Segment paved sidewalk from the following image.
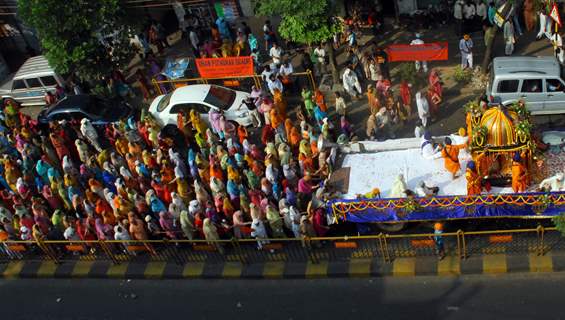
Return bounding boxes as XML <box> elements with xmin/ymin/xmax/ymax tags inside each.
<box><xmin>2</xmin><ymin>251</ymin><xmax>564</xmax><ymax>279</ymax></box>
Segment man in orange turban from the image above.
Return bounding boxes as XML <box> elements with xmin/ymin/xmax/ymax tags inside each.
<box><xmin>512</xmin><ymin>152</ymin><xmax>528</xmax><ymax>193</ymax></box>
<box><xmin>441</xmin><ymin>137</ymin><xmax>466</xmax><ymax>179</ymax></box>
<box><xmin>465</xmin><ymin>161</ymin><xmax>482</xmax><ymax>195</ymax></box>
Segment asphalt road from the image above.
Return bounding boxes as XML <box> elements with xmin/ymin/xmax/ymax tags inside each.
<box><xmin>2</xmin><ymin>273</ymin><xmax>565</xmax><ymax>320</ymax></box>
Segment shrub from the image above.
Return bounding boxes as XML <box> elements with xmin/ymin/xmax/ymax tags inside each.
<box><xmin>552</xmin><ymin>212</ymin><xmax>565</xmax><ymax>236</ymax></box>
<box><xmin>398</xmin><ymin>62</ymin><xmax>425</xmax><ymax>88</ymax></box>
<box><xmin>453</xmin><ymin>66</ymin><xmax>473</xmax><ymax>83</ymax></box>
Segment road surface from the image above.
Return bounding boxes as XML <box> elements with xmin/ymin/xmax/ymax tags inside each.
<box><xmin>1</xmin><ymin>273</ymin><xmax>563</xmax><ymax>320</ymax></box>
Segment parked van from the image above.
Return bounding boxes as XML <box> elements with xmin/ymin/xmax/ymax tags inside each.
<box><xmin>0</xmin><ymin>56</ymin><xmax>65</xmax><ymax>107</ymax></box>
<box><xmin>487</xmin><ymin>56</ymin><xmax>565</xmax><ymax>115</ymax></box>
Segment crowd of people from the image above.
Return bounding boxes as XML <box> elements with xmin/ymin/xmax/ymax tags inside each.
<box><xmin>333</xmin><ymin>40</ymin><xmax>444</xmax><ymax>142</ymax></box>
<box><xmin>0</xmin><ymin>77</ymin><xmax>338</xmax><ymax>253</ymax></box>
<box><xmin>10</xmin><ymin>0</ymin><xmax>565</xmax><ymax>257</ymax></box>
<box><xmin>455</xmin><ymin>0</ymin><xmax>565</xmax><ymax>61</ymax></box>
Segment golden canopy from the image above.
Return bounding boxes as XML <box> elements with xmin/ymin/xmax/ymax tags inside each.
<box><xmin>479</xmin><ymin>107</ymin><xmax>518</xmax><ymax>146</ymax></box>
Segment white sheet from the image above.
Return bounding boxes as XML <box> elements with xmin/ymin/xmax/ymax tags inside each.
<box><xmin>341</xmin><ymin>147</ymin><xmax>514</xmax><ymax>199</ymax></box>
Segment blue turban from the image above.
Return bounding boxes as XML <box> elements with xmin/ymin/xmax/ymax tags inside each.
<box><xmin>513</xmin><ymin>152</ymin><xmax>521</xmax><ymax>162</ymax></box>
<box><xmin>467</xmin><ymin>160</ymin><xmax>476</xmax><ymax>171</ymax></box>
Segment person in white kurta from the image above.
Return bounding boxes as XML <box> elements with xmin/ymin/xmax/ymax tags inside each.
<box><xmin>80</xmin><ymin>118</ymin><xmax>102</xmax><ymax>152</ymax></box>
<box><xmin>459</xmin><ymin>34</ymin><xmax>473</xmax><ymax>69</ymax></box>
<box><xmin>342</xmin><ymin>67</ymin><xmax>362</xmax><ymax>98</ymax></box>
<box><xmin>410</xmin><ymin>33</ymin><xmax>428</xmax><ymax>72</ymax></box>
<box><xmin>416</xmin><ymin>91</ymin><xmax>430</xmax><ymax>127</ymax></box>
<box><xmin>250</xmin><ymin>218</ymin><xmax>269</xmax><ymax>249</ymax></box>
<box><xmin>279</xmin><ymin>61</ymin><xmax>293</xmax><ymax>77</ymax></box>
<box><xmin>421</xmin><ymin>132</ymin><xmax>442</xmax><ymax>160</ymax></box>
<box><xmin>503</xmin><ymin>20</ymin><xmax>515</xmax><ymax>55</ymax></box>
<box><xmin>389</xmin><ymin>174</ymin><xmax>408</xmax><ymax>198</ymax></box>
<box><xmin>269</xmin><ymin>43</ymin><xmax>282</xmax><ymax>65</ymax></box>
<box><xmin>172</xmin><ymin>1</ymin><xmax>186</xmax><ymax>31</ymax></box>
<box><xmin>552</xmin><ymin>32</ymin><xmax>564</xmax><ymax>64</ymax></box>
<box><xmin>537</xmin><ymin>11</ymin><xmax>553</xmax><ymax>40</ymax></box>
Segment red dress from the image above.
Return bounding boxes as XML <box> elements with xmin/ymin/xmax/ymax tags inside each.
<box><xmin>428</xmin><ymin>71</ymin><xmax>443</xmax><ymax>99</ymax></box>
<box><xmin>313</xmin><ymin>209</ymin><xmax>328</xmax><ymax>237</ymax></box>
<box><xmin>399</xmin><ymin>82</ymin><xmax>411</xmax><ymax>106</ymax></box>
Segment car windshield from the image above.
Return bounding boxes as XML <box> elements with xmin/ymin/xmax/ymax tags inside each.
<box><xmin>203</xmin><ymin>85</ymin><xmax>236</xmax><ymax>110</ymax></box>
<box><xmin>157</xmin><ymin>93</ymin><xmax>173</xmax><ymax>112</ymax></box>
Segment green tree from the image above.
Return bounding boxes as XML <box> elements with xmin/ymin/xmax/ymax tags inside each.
<box><xmin>552</xmin><ymin>213</ymin><xmax>565</xmax><ymax>236</ymax></box>
<box><xmin>18</xmin><ymin>0</ymin><xmax>140</xmax><ymax>83</ymax></box>
<box><xmin>255</xmin><ymin>0</ymin><xmax>340</xmax><ymax>82</ymax></box>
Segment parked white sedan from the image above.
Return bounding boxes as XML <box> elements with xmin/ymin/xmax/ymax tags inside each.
<box><xmin>148</xmin><ymin>84</ymin><xmax>253</xmax><ymax>127</ymax></box>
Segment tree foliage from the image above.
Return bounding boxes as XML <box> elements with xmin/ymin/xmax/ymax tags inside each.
<box><xmin>18</xmin><ymin>0</ymin><xmax>140</xmax><ymax>82</ymax></box>
<box><xmin>553</xmin><ymin>213</ymin><xmax>565</xmax><ymax>236</ymax></box>
<box><xmin>255</xmin><ymin>0</ymin><xmax>339</xmax><ymax>45</ymax></box>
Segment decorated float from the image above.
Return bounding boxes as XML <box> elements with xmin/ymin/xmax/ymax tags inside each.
<box><xmin>325</xmin><ymin>101</ymin><xmax>565</xmax><ymax>224</ymax></box>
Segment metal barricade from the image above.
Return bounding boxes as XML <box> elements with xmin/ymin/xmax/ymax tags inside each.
<box><xmin>0</xmin><ymin>227</ymin><xmax>562</xmax><ymax>266</ymax></box>
<box><xmin>0</xmin><ymin>240</ymin><xmax>39</xmax><ymax>262</ymax></box>
<box><xmin>150</xmin><ymin>71</ymin><xmax>316</xmax><ymax>97</ymax></box>
<box><xmin>384</xmin><ymin>232</ymin><xmax>459</xmax><ymax>259</ymax></box>
<box><xmin>460</xmin><ymin>229</ymin><xmax>544</xmax><ymax>258</ymax></box>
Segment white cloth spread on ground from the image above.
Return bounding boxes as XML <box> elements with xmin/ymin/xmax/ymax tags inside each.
<box><xmin>340</xmin><ymin>147</ymin><xmax>513</xmax><ymax>199</ymax></box>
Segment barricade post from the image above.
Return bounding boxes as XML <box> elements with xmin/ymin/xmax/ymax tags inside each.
<box><xmin>98</xmin><ymin>240</ymin><xmax>120</xmax><ymax>264</ymax></box>
<box><xmin>378</xmin><ymin>233</ymin><xmax>391</xmax><ymax>263</ymax></box>
<box><xmin>230</xmin><ymin>238</ymin><xmax>247</xmax><ymax>264</ymax></box>
<box><xmin>537</xmin><ymin>225</ymin><xmax>545</xmax><ymax>256</ymax></box>
<box><xmin>36</xmin><ymin>238</ymin><xmax>59</xmax><ymax>263</ymax></box>
<box><xmin>457</xmin><ymin>230</ymin><xmax>467</xmax><ymax>260</ymax></box>
<box><xmin>151</xmin><ymin>78</ymin><xmax>162</xmax><ymax>96</ymax></box>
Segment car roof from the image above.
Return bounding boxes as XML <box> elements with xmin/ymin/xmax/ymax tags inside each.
<box><xmin>492</xmin><ymin>56</ymin><xmax>560</xmax><ymax>77</ymax></box>
<box><xmin>14</xmin><ymin>55</ymin><xmax>54</xmax><ymax>80</ymax></box>
<box><xmin>169</xmin><ymin>84</ymin><xmax>211</xmax><ymax>104</ymax></box>
<box><xmin>45</xmin><ymin>95</ymin><xmax>92</xmax><ymax>114</ymax></box>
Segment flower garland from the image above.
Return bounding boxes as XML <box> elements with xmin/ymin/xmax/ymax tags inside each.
<box><xmin>331</xmin><ymin>193</ymin><xmax>565</xmax><ymax>215</ymax></box>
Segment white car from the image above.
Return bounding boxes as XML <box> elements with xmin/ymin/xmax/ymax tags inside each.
<box><xmin>148</xmin><ymin>84</ymin><xmax>253</xmax><ymax>127</ymax></box>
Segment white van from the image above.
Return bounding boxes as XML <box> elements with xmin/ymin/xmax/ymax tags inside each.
<box><xmin>487</xmin><ymin>56</ymin><xmax>565</xmax><ymax>115</ymax></box>
<box><xmin>0</xmin><ymin>56</ymin><xmax>65</xmax><ymax>107</ymax></box>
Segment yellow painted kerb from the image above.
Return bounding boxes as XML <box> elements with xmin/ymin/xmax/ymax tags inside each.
<box><xmin>437</xmin><ymin>256</ymin><xmax>461</xmax><ymax>276</ymax></box>
<box><xmin>262</xmin><ymin>262</ymin><xmax>284</xmax><ymax>278</ymax></box>
<box><xmin>393</xmin><ymin>258</ymin><xmax>416</xmax><ymax>276</ymax></box>
<box><xmin>106</xmin><ymin>263</ymin><xmax>129</xmax><ymax>278</ymax></box>
<box><xmin>144</xmin><ymin>262</ymin><xmax>166</xmax><ymax>279</ymax></box>
<box><xmin>2</xmin><ymin>261</ymin><xmax>24</xmax><ymax>278</ymax></box>
<box><xmin>305</xmin><ymin>261</ymin><xmax>328</xmax><ymax>278</ymax></box>
<box><xmin>182</xmin><ymin>262</ymin><xmax>205</xmax><ymax>278</ymax></box>
<box><xmin>222</xmin><ymin>262</ymin><xmax>243</xmax><ymax>278</ymax></box>
<box><xmin>483</xmin><ymin>254</ymin><xmax>507</xmax><ymax>274</ymax></box>
<box><xmin>36</xmin><ymin>261</ymin><xmax>58</xmax><ymax>278</ymax></box>
<box><xmin>348</xmin><ymin>259</ymin><xmax>371</xmax><ymax>277</ymax></box>
<box><xmin>72</xmin><ymin>261</ymin><xmax>94</xmax><ymax>277</ymax></box>
<box><xmin>529</xmin><ymin>253</ymin><xmax>553</xmax><ymax>273</ymax></box>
